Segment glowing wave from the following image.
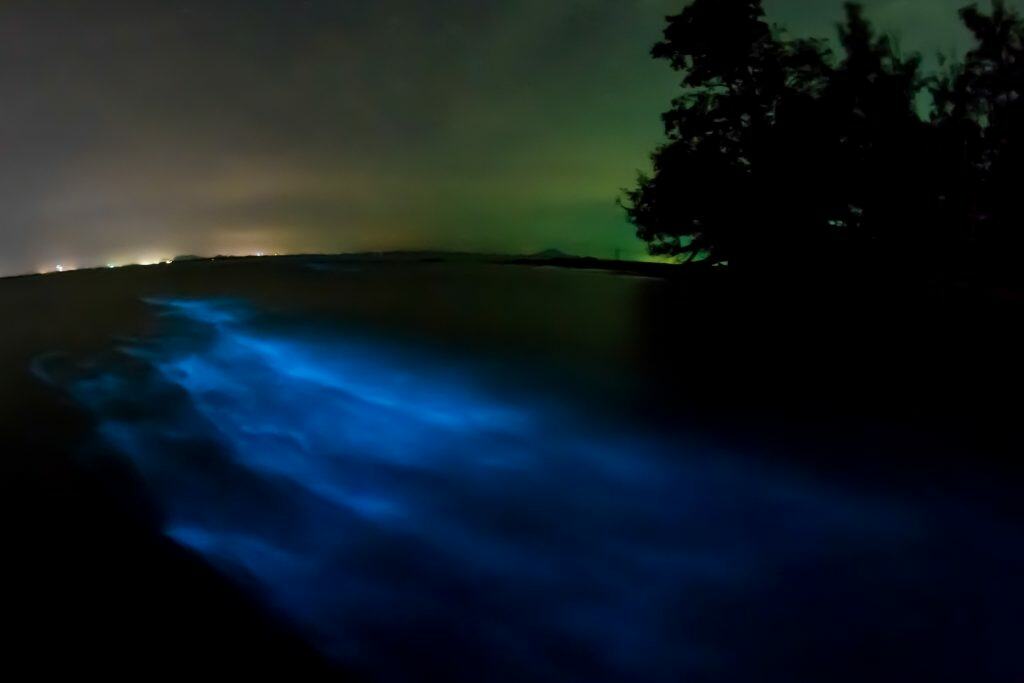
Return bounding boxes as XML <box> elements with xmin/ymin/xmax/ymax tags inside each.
<box><xmin>36</xmin><ymin>299</ymin><xmax>962</xmax><ymax>682</ymax></box>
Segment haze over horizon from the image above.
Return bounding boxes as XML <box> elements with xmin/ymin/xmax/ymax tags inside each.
<box><xmin>0</xmin><ymin>0</ymin><xmax>1014</xmax><ymax>277</ymax></box>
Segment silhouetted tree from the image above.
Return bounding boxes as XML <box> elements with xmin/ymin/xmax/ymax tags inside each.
<box><xmin>624</xmin><ymin>1</ymin><xmax>972</xmax><ymax>281</ymax></box>
<box><xmin>936</xmin><ymin>1</ymin><xmax>1024</xmax><ymax>282</ymax></box>
<box><xmin>621</xmin><ymin>0</ymin><xmax>831</xmax><ymax>269</ymax></box>
<box><xmin>821</xmin><ymin>4</ymin><xmax>935</xmax><ymax>270</ymax></box>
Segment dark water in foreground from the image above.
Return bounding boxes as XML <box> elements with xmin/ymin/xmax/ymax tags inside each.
<box><xmin>7</xmin><ymin>258</ymin><xmax>1024</xmax><ymax>680</ymax></box>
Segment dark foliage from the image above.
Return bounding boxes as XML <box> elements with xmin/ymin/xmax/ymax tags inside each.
<box><xmin>625</xmin><ymin>0</ymin><xmax>1024</xmax><ymax>285</ymax></box>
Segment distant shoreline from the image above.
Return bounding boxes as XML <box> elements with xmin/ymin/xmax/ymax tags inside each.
<box><xmin>10</xmin><ymin>251</ymin><xmax>1020</xmax><ymax>304</ymax></box>
<box><xmin>2</xmin><ymin>250</ymin><xmax>688</xmax><ymax>283</ymax></box>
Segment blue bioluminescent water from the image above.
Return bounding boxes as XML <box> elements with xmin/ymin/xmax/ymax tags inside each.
<box><xmin>35</xmin><ymin>299</ymin><xmax>1022</xmax><ymax>682</ymax></box>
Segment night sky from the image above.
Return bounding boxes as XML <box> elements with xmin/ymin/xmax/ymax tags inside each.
<box><xmin>0</xmin><ymin>0</ymin><xmax>1015</xmax><ymax>276</ymax></box>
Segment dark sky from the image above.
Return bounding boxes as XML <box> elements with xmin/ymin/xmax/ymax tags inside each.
<box><xmin>0</xmin><ymin>0</ymin><xmax>1014</xmax><ymax>276</ymax></box>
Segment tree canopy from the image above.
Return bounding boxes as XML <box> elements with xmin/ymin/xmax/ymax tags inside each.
<box><xmin>625</xmin><ymin>0</ymin><xmax>1024</xmax><ymax>284</ymax></box>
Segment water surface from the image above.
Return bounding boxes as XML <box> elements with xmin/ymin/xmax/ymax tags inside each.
<box><xmin>31</xmin><ymin>280</ymin><xmax>1021</xmax><ymax>682</ymax></box>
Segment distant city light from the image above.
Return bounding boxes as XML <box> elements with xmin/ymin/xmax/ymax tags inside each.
<box><xmin>38</xmin><ymin>252</ymin><xmax>278</xmax><ymax>276</ymax></box>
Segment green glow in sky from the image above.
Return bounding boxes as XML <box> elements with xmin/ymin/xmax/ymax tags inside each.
<box><xmin>0</xmin><ymin>0</ymin><xmax>1015</xmax><ymax>275</ymax></box>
